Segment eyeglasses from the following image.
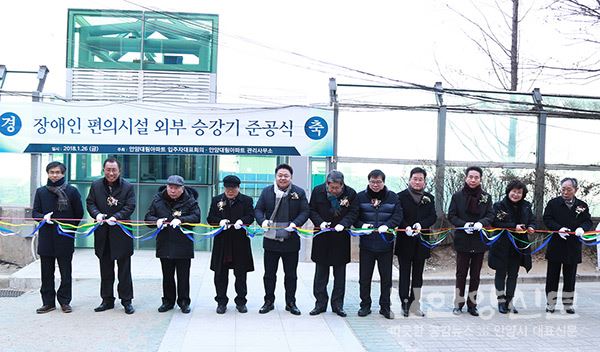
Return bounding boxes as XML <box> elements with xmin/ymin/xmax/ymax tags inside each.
<box><xmin>368</xmin><ymin>179</ymin><xmax>383</xmax><ymax>185</ymax></box>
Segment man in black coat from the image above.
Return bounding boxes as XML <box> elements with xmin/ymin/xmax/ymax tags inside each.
<box><xmin>32</xmin><ymin>161</ymin><xmax>84</xmax><ymax>314</ymax></box>
<box><xmin>395</xmin><ymin>167</ymin><xmax>437</xmax><ymax>318</ymax></box>
<box><xmin>448</xmin><ymin>166</ymin><xmax>494</xmax><ymax>317</ymax></box>
<box><xmin>543</xmin><ymin>177</ymin><xmax>593</xmax><ymax>314</ymax></box>
<box><xmin>308</xmin><ymin>170</ymin><xmax>359</xmax><ymax>317</ymax></box>
<box><xmin>207</xmin><ymin>175</ymin><xmax>255</xmax><ymax>314</ymax></box>
<box><xmin>355</xmin><ymin>169</ymin><xmax>403</xmax><ymax>320</ymax></box>
<box><xmin>145</xmin><ymin>175</ymin><xmax>201</xmax><ymax>314</ymax></box>
<box><xmin>86</xmin><ymin>157</ymin><xmax>136</xmax><ymax>314</ymax></box>
<box><xmin>255</xmin><ymin>163</ymin><xmax>310</xmax><ymax>315</ymax></box>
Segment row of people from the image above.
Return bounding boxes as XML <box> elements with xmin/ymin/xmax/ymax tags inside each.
<box><xmin>31</xmin><ymin>160</ymin><xmax>592</xmax><ymax>318</ymax></box>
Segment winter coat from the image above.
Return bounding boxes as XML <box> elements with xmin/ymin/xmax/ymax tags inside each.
<box><xmin>309</xmin><ymin>183</ymin><xmax>359</xmax><ymax>265</ymax></box>
<box><xmin>543</xmin><ymin>196</ymin><xmax>593</xmax><ymax>264</ymax></box>
<box><xmin>448</xmin><ymin>189</ymin><xmax>495</xmax><ymax>253</ymax></box>
<box><xmin>394</xmin><ymin>189</ymin><xmax>437</xmax><ymax>261</ymax></box>
<box><xmin>145</xmin><ymin>186</ymin><xmax>201</xmax><ymax>259</ymax></box>
<box><xmin>207</xmin><ymin>192</ymin><xmax>255</xmax><ymax>273</ymax></box>
<box><xmin>488</xmin><ymin>197</ymin><xmax>535</xmax><ymax>272</ymax></box>
<box><xmin>354</xmin><ymin>188</ymin><xmax>403</xmax><ymax>253</ymax></box>
<box><xmin>255</xmin><ymin>184</ymin><xmax>310</xmax><ymax>253</ymax></box>
<box><xmin>32</xmin><ymin>181</ymin><xmax>84</xmax><ymax>257</ymax></box>
<box><xmin>86</xmin><ymin>177</ymin><xmax>136</xmax><ymax>260</ymax></box>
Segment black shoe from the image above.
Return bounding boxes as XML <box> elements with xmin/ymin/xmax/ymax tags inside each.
<box><xmin>236</xmin><ymin>304</ymin><xmax>248</xmax><ymax>313</ymax></box>
<box><xmin>180</xmin><ymin>305</ymin><xmax>191</xmax><ymax>314</ymax></box>
<box><xmin>60</xmin><ymin>304</ymin><xmax>72</xmax><ymax>313</ymax></box>
<box><xmin>158</xmin><ymin>304</ymin><xmax>174</xmax><ymax>313</ymax></box>
<box><xmin>124</xmin><ymin>303</ymin><xmax>135</xmax><ymax>315</ymax></box>
<box><xmin>357</xmin><ymin>307</ymin><xmax>371</xmax><ymax>317</ymax></box>
<box><xmin>309</xmin><ymin>307</ymin><xmax>326</xmax><ymax>316</ymax></box>
<box><xmin>498</xmin><ymin>303</ymin><xmax>508</xmax><ymax>314</ymax></box>
<box><xmin>545</xmin><ymin>305</ymin><xmax>555</xmax><ymax>313</ymax></box>
<box><xmin>452</xmin><ymin>307</ymin><xmax>462</xmax><ymax>315</ymax></box>
<box><xmin>565</xmin><ymin>307</ymin><xmax>576</xmax><ymax>314</ymax></box>
<box><xmin>401</xmin><ymin>302</ymin><xmax>409</xmax><ymax>317</ymax></box>
<box><xmin>216</xmin><ymin>305</ymin><xmax>227</xmax><ymax>314</ymax></box>
<box><xmin>467</xmin><ymin>307</ymin><xmax>479</xmax><ymax>317</ymax></box>
<box><xmin>332</xmin><ymin>308</ymin><xmax>347</xmax><ymax>317</ymax></box>
<box><xmin>285</xmin><ymin>303</ymin><xmax>301</xmax><ymax>315</ymax></box>
<box><xmin>510</xmin><ymin>306</ymin><xmax>519</xmax><ymax>314</ymax></box>
<box><xmin>36</xmin><ymin>305</ymin><xmax>56</xmax><ymax>314</ymax></box>
<box><xmin>379</xmin><ymin>308</ymin><xmax>395</xmax><ymax>320</ymax></box>
<box><xmin>259</xmin><ymin>301</ymin><xmax>274</xmax><ymax>314</ymax></box>
<box><xmin>94</xmin><ymin>302</ymin><xmax>114</xmax><ymax>312</ymax></box>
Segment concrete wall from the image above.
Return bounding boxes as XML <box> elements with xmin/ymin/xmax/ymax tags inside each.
<box><xmin>0</xmin><ymin>206</ymin><xmax>36</xmax><ymax>266</ymax></box>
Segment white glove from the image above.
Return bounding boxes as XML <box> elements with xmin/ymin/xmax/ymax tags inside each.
<box><xmin>106</xmin><ymin>216</ymin><xmax>117</xmax><ymax>226</ymax></box>
<box><xmin>156</xmin><ymin>218</ymin><xmax>167</xmax><ymax>227</ymax></box>
<box><xmin>558</xmin><ymin>227</ymin><xmax>570</xmax><ymax>240</ymax></box>
<box><xmin>284</xmin><ymin>222</ymin><xmax>297</xmax><ymax>232</ymax></box>
<box><xmin>464</xmin><ymin>222</ymin><xmax>474</xmax><ymax>234</ymax></box>
<box><xmin>261</xmin><ymin>220</ymin><xmax>271</xmax><ymax>229</ymax></box>
<box><xmin>334</xmin><ymin>224</ymin><xmax>345</xmax><ymax>232</ymax></box>
<box><xmin>319</xmin><ymin>221</ymin><xmax>331</xmax><ymax>229</ymax></box>
<box><xmin>43</xmin><ymin>212</ymin><xmax>54</xmax><ymax>225</ymax></box>
<box><xmin>170</xmin><ymin>218</ymin><xmax>182</xmax><ymax>228</ymax></box>
<box><xmin>405</xmin><ymin>226</ymin><xmax>414</xmax><ymax>236</ymax></box>
<box><xmin>575</xmin><ymin>227</ymin><xmax>584</xmax><ymax>237</ymax></box>
<box><xmin>234</xmin><ymin>219</ymin><xmax>244</xmax><ymax>230</ymax></box>
<box><xmin>219</xmin><ymin>219</ymin><xmax>230</xmax><ymax>228</ymax></box>
<box><xmin>412</xmin><ymin>222</ymin><xmax>422</xmax><ymax>233</ymax></box>
<box><xmin>378</xmin><ymin>225</ymin><xmax>389</xmax><ymax>233</ymax></box>
<box><xmin>96</xmin><ymin>213</ymin><xmax>106</xmax><ymax>223</ymax></box>
<box><xmin>473</xmin><ymin>222</ymin><xmax>483</xmax><ymax>231</ymax></box>
<box><xmin>363</xmin><ymin>223</ymin><xmax>374</xmax><ymax>229</ymax></box>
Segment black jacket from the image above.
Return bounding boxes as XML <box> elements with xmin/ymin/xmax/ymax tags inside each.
<box><xmin>255</xmin><ymin>184</ymin><xmax>310</xmax><ymax>252</ymax></box>
<box><xmin>32</xmin><ymin>181</ymin><xmax>84</xmax><ymax>257</ymax></box>
<box><xmin>86</xmin><ymin>177</ymin><xmax>136</xmax><ymax>260</ymax></box>
<box><xmin>354</xmin><ymin>187</ymin><xmax>403</xmax><ymax>252</ymax></box>
<box><xmin>145</xmin><ymin>186</ymin><xmax>201</xmax><ymax>259</ymax></box>
<box><xmin>309</xmin><ymin>183</ymin><xmax>359</xmax><ymax>265</ymax></box>
<box><xmin>488</xmin><ymin>197</ymin><xmax>535</xmax><ymax>272</ymax></box>
<box><xmin>543</xmin><ymin>196</ymin><xmax>593</xmax><ymax>264</ymax></box>
<box><xmin>207</xmin><ymin>192</ymin><xmax>255</xmax><ymax>273</ymax></box>
<box><xmin>394</xmin><ymin>189</ymin><xmax>437</xmax><ymax>260</ymax></box>
<box><xmin>448</xmin><ymin>189</ymin><xmax>494</xmax><ymax>253</ymax></box>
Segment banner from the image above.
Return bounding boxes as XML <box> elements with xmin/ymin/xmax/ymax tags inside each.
<box><xmin>0</xmin><ymin>102</ymin><xmax>334</xmax><ymax>156</ymax></box>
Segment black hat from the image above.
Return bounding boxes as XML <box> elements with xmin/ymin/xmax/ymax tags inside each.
<box><xmin>223</xmin><ymin>175</ymin><xmax>241</xmax><ymax>188</ymax></box>
<box><xmin>166</xmin><ymin>175</ymin><xmax>185</xmax><ymax>186</ymax></box>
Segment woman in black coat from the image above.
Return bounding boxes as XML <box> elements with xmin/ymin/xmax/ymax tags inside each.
<box><xmin>489</xmin><ymin>180</ymin><xmax>535</xmax><ymax>314</ymax></box>
<box><xmin>207</xmin><ymin>175</ymin><xmax>255</xmax><ymax>314</ymax></box>
<box><xmin>542</xmin><ymin>177</ymin><xmax>593</xmax><ymax>314</ymax></box>
<box><xmin>308</xmin><ymin>171</ymin><xmax>359</xmax><ymax>317</ymax></box>
<box><xmin>145</xmin><ymin>176</ymin><xmax>201</xmax><ymax>314</ymax></box>
<box><xmin>395</xmin><ymin>167</ymin><xmax>437</xmax><ymax>317</ymax></box>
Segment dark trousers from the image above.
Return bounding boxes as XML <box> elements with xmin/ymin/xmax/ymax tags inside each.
<box><xmin>454</xmin><ymin>251</ymin><xmax>484</xmax><ymax>308</ymax></box>
<box><xmin>494</xmin><ymin>258</ymin><xmax>520</xmax><ymax>301</ymax></box>
<box><xmin>160</xmin><ymin>258</ymin><xmax>191</xmax><ymax>307</ymax></box>
<box><xmin>263</xmin><ymin>250</ymin><xmax>299</xmax><ymax>305</ymax></box>
<box><xmin>359</xmin><ymin>248</ymin><xmax>393</xmax><ymax>309</ymax></box>
<box><xmin>214</xmin><ymin>267</ymin><xmax>248</xmax><ymax>306</ymax></box>
<box><xmin>313</xmin><ymin>263</ymin><xmax>346</xmax><ymax>310</ymax></box>
<box><xmin>545</xmin><ymin>260</ymin><xmax>578</xmax><ymax>308</ymax></box>
<box><xmin>398</xmin><ymin>255</ymin><xmax>425</xmax><ymax>305</ymax></box>
<box><xmin>99</xmin><ymin>248</ymin><xmax>133</xmax><ymax>305</ymax></box>
<box><xmin>40</xmin><ymin>254</ymin><xmax>73</xmax><ymax>306</ymax></box>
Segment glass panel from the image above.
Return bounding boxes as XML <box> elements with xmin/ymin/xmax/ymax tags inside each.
<box><xmin>310</xmin><ymin>159</ymin><xmax>327</xmax><ymax>188</ymax></box>
<box><xmin>338</xmin><ymin>110</ymin><xmax>437</xmax><ymax>159</ymax></box>
<box><xmin>445</xmin><ymin>113</ymin><xmax>537</xmax><ymax>163</ymax></box>
<box><xmin>217</xmin><ymin>155</ymin><xmax>278</xmax><ymax>202</ymax></box>
<box><xmin>139</xmin><ymin>155</ymin><xmax>213</xmax><ymax>184</ymax></box>
<box><xmin>545</xmin><ymin>118</ymin><xmax>600</xmax><ymax>165</ymax></box>
<box><xmin>337</xmin><ymin>162</ymin><xmax>424</xmax><ymax>194</ymax></box>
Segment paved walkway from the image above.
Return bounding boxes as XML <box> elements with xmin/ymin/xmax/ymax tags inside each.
<box><xmin>1</xmin><ymin>249</ymin><xmax>600</xmax><ymax>351</ymax></box>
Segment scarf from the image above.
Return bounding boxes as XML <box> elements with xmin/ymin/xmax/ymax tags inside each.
<box><xmin>462</xmin><ymin>183</ymin><xmax>482</xmax><ymax>215</ymax></box>
<box><xmin>46</xmin><ymin>177</ymin><xmax>69</xmax><ymax>212</ymax></box>
<box><xmin>367</xmin><ymin>186</ymin><xmax>387</xmax><ymax>200</ymax></box>
<box><xmin>407</xmin><ymin>186</ymin><xmax>424</xmax><ymax>204</ymax></box>
<box><xmin>563</xmin><ymin>197</ymin><xmax>574</xmax><ymax>209</ymax></box>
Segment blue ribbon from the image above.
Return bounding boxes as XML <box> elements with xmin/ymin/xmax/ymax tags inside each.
<box><xmin>530</xmin><ymin>234</ymin><xmax>553</xmax><ymax>255</ymax></box>
<box><xmin>0</xmin><ymin>221</ymin><xmax>46</xmax><ymax>238</ymax></box>
<box><xmin>577</xmin><ymin>236</ymin><xmax>600</xmax><ymax>246</ymax></box>
<box><xmin>479</xmin><ymin>229</ymin><xmax>505</xmax><ymax>247</ymax></box>
<box><xmin>185</xmin><ymin>226</ymin><xmax>224</xmax><ymax>242</ymax></box>
<box><xmin>140</xmin><ymin>226</ymin><xmax>164</xmax><ymax>242</ymax></box>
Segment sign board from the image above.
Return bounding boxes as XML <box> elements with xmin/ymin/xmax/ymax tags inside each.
<box><xmin>0</xmin><ymin>102</ymin><xmax>334</xmax><ymax>156</ymax></box>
